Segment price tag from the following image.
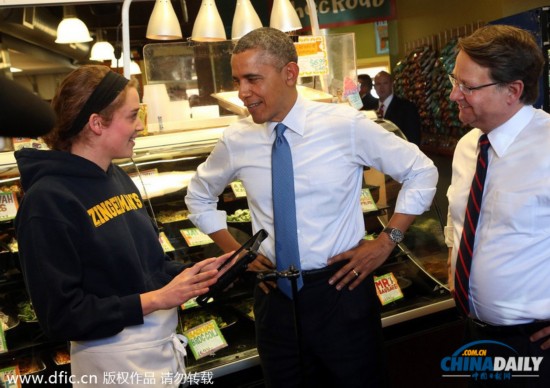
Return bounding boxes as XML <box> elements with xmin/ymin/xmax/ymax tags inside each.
<box><xmin>181</xmin><ymin>298</ymin><xmax>199</xmax><ymax>310</ymax></box>
<box><xmin>0</xmin><ymin>192</ymin><xmax>18</xmax><ymax>221</ymax></box>
<box><xmin>158</xmin><ymin>232</ymin><xmax>175</xmax><ymax>252</ymax></box>
<box><xmin>296</xmin><ymin>36</ymin><xmax>328</xmax><ymax>77</ymax></box>
<box><xmin>230</xmin><ymin>181</ymin><xmax>247</xmax><ymax>198</ymax></box>
<box><xmin>185</xmin><ymin>319</ymin><xmax>228</xmax><ymax>360</ymax></box>
<box><xmin>180</xmin><ymin>228</ymin><xmax>214</xmax><ymax>247</ymax></box>
<box><xmin>374</xmin><ymin>272</ymin><xmax>404</xmax><ymax>305</ymax></box>
<box><xmin>0</xmin><ymin>365</ymin><xmax>20</xmax><ymax>388</ymax></box>
<box><xmin>360</xmin><ymin>188</ymin><xmax>378</xmax><ymax>212</ymax></box>
<box><xmin>0</xmin><ymin>324</ymin><xmax>6</xmax><ymax>354</ymax></box>
<box><xmin>12</xmin><ymin>137</ymin><xmax>48</xmax><ymax>151</ymax></box>
<box><xmin>347</xmin><ymin>92</ymin><xmax>364</xmax><ymax>110</ymax></box>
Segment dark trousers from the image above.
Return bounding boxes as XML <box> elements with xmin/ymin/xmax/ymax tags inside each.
<box><xmin>253</xmin><ymin>269</ymin><xmax>388</xmax><ymax>388</ymax></box>
<box><xmin>465</xmin><ymin>318</ymin><xmax>550</xmax><ymax>388</ymax></box>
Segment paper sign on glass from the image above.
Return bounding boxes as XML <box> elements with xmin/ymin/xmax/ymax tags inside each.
<box><xmin>295</xmin><ymin>36</ymin><xmax>329</xmax><ymax>77</ymax></box>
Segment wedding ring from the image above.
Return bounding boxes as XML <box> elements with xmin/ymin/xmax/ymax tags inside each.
<box><xmin>352</xmin><ymin>269</ymin><xmax>360</xmax><ymax>277</ymax></box>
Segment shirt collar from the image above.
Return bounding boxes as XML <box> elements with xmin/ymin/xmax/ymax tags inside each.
<box><xmin>486</xmin><ymin>105</ymin><xmax>535</xmax><ymax>157</ymax></box>
<box><xmin>268</xmin><ymin>94</ymin><xmax>306</xmax><ymax>137</ymax></box>
<box><xmin>381</xmin><ymin>94</ymin><xmax>394</xmax><ymax>107</ymax></box>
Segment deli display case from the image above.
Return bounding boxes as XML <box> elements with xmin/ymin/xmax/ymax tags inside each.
<box><xmin>0</xmin><ymin>120</ymin><xmax>456</xmax><ymax>385</ymax></box>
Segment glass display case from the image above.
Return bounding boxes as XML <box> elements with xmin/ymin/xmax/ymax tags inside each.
<box><xmin>0</xmin><ymin>121</ymin><xmax>455</xmax><ymax>382</ymax></box>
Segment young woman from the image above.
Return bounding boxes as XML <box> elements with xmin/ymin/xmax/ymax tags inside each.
<box><xmin>15</xmin><ymin>65</ymin><xmax>229</xmax><ymax>387</ymax></box>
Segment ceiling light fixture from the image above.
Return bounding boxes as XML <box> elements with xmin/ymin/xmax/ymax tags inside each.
<box><xmin>90</xmin><ymin>30</ymin><xmax>115</xmax><ymax>61</ymax></box>
<box><xmin>111</xmin><ymin>53</ymin><xmax>142</xmax><ymax>75</ymax></box>
<box><xmin>146</xmin><ymin>0</ymin><xmax>183</xmax><ymax>40</ymax></box>
<box><xmin>231</xmin><ymin>0</ymin><xmax>262</xmax><ymax>40</ymax></box>
<box><xmin>269</xmin><ymin>0</ymin><xmax>302</xmax><ymax>33</ymax></box>
<box><xmin>122</xmin><ymin>0</ymin><xmax>183</xmax><ymax>78</ymax></box>
<box><xmin>55</xmin><ymin>6</ymin><xmax>92</xmax><ymax>44</ymax></box>
<box><xmin>191</xmin><ymin>0</ymin><xmax>226</xmax><ymax>42</ymax></box>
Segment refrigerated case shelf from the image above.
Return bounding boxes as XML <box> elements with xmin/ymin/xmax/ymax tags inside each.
<box><xmin>0</xmin><ymin>123</ymin><xmax>455</xmax><ymax>382</ymax></box>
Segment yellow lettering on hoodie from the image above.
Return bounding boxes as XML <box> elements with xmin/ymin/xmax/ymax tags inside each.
<box><xmin>87</xmin><ymin>192</ymin><xmax>144</xmax><ymax>227</ymax></box>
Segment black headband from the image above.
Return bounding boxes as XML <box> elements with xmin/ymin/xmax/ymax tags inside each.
<box><xmin>65</xmin><ymin>71</ymin><xmax>129</xmax><ymax>138</ymax></box>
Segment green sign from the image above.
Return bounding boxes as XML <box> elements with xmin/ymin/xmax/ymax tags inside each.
<box><xmin>294</xmin><ymin>0</ymin><xmax>396</xmax><ymax>29</ymax></box>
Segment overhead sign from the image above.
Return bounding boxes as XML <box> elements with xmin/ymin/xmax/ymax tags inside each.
<box><xmin>294</xmin><ymin>0</ymin><xmax>396</xmax><ymax>29</ymax></box>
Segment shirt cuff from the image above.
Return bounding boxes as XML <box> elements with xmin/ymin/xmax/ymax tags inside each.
<box><xmin>394</xmin><ymin>188</ymin><xmax>437</xmax><ymax>215</ymax></box>
<box><xmin>188</xmin><ymin>210</ymin><xmax>228</xmax><ymax>235</ymax></box>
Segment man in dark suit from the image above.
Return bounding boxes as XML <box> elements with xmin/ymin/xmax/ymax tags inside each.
<box><xmin>358</xmin><ymin>74</ymin><xmax>378</xmax><ymax>111</ymax></box>
<box><xmin>374</xmin><ymin>71</ymin><xmax>421</xmax><ymax>145</ymax></box>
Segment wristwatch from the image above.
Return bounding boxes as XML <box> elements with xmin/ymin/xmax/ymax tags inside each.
<box><xmin>382</xmin><ymin>227</ymin><xmax>404</xmax><ymax>244</ymax></box>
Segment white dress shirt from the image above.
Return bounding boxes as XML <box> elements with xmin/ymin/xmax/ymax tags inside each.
<box><xmin>186</xmin><ymin>95</ymin><xmax>437</xmax><ymax>270</ymax></box>
<box><xmin>446</xmin><ymin>105</ymin><xmax>550</xmax><ymax>325</ymax></box>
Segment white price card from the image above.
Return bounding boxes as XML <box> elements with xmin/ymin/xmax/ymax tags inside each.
<box><xmin>295</xmin><ymin>36</ymin><xmax>329</xmax><ymax>77</ymax></box>
<box><xmin>180</xmin><ymin>228</ymin><xmax>214</xmax><ymax>247</ymax></box>
<box><xmin>230</xmin><ymin>181</ymin><xmax>247</xmax><ymax>198</ymax></box>
<box><xmin>0</xmin><ymin>192</ymin><xmax>18</xmax><ymax>221</ymax></box>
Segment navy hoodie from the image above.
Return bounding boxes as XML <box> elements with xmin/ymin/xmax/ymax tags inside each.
<box><xmin>14</xmin><ymin>148</ymin><xmax>185</xmax><ymax>341</ymax></box>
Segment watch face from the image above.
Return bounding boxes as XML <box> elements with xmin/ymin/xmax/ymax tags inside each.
<box><xmin>385</xmin><ymin>227</ymin><xmax>404</xmax><ymax>243</ymax></box>
<box><xmin>391</xmin><ymin>229</ymin><xmax>404</xmax><ymax>242</ymax></box>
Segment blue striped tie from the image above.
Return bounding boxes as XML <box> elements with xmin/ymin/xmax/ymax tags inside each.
<box><xmin>455</xmin><ymin>134</ymin><xmax>490</xmax><ymax>316</ymax></box>
<box><xmin>272</xmin><ymin>123</ymin><xmax>303</xmax><ymax>298</ymax></box>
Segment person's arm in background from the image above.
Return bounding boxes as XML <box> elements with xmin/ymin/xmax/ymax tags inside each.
<box><xmin>0</xmin><ymin>77</ymin><xmax>56</xmax><ymax>137</ymax></box>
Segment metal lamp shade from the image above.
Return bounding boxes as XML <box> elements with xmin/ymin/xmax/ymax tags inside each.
<box><xmin>56</xmin><ymin>17</ymin><xmax>93</xmax><ymax>44</ymax></box>
<box><xmin>270</xmin><ymin>0</ymin><xmax>302</xmax><ymax>33</ymax></box>
<box><xmin>146</xmin><ymin>0</ymin><xmax>183</xmax><ymax>40</ymax></box>
<box><xmin>191</xmin><ymin>0</ymin><xmax>227</xmax><ymax>41</ymax></box>
<box><xmin>231</xmin><ymin>0</ymin><xmax>262</xmax><ymax>40</ymax></box>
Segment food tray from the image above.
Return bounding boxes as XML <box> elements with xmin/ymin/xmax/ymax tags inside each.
<box><xmin>52</xmin><ymin>347</ymin><xmax>71</xmax><ymax>366</ymax></box>
<box><xmin>18</xmin><ymin>355</ymin><xmax>46</xmax><ymax>375</ymax></box>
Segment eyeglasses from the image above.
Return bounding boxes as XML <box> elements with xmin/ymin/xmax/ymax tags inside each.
<box><xmin>448</xmin><ymin>74</ymin><xmax>500</xmax><ymax>95</ymax></box>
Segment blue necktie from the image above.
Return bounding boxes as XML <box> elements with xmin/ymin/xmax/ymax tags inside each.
<box><xmin>455</xmin><ymin>134</ymin><xmax>490</xmax><ymax>316</ymax></box>
<box><xmin>272</xmin><ymin>123</ymin><xmax>303</xmax><ymax>298</ymax></box>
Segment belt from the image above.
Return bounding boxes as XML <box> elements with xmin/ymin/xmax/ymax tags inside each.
<box><xmin>301</xmin><ymin>261</ymin><xmax>347</xmax><ymax>283</ymax></box>
<box><xmin>469</xmin><ymin>318</ymin><xmax>549</xmax><ymax>336</ymax></box>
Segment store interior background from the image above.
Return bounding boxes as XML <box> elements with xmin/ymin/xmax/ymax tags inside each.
<box><xmin>2</xmin><ymin>0</ymin><xmax>549</xmax><ymax>313</ymax></box>
<box><xmin>2</xmin><ymin>0</ymin><xmax>548</xmax><ymax>307</ymax></box>
<box><xmin>2</xmin><ymin>1</ymin><xmax>550</xmax><ymax>386</ymax></box>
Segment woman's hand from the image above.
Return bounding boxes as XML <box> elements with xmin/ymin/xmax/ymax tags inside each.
<box><xmin>200</xmin><ymin>251</ymin><xmax>236</xmax><ymax>279</ymax></box>
<box><xmin>140</xmin><ymin>258</ymin><xmax>218</xmax><ymax>315</ymax></box>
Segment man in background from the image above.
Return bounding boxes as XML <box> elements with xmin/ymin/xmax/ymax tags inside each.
<box><xmin>446</xmin><ymin>24</ymin><xmax>550</xmax><ymax>387</ymax></box>
<box><xmin>374</xmin><ymin>70</ymin><xmax>422</xmax><ymax>145</ymax></box>
<box><xmin>358</xmin><ymin>73</ymin><xmax>378</xmax><ymax>111</ymax></box>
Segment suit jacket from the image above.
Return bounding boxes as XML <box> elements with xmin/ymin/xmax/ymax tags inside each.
<box><xmin>360</xmin><ymin>93</ymin><xmax>378</xmax><ymax>111</ymax></box>
<box><xmin>383</xmin><ymin>95</ymin><xmax>421</xmax><ymax>145</ymax></box>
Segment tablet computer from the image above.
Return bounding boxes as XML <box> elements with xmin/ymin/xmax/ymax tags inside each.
<box><xmin>196</xmin><ymin>229</ymin><xmax>268</xmax><ymax>306</ymax></box>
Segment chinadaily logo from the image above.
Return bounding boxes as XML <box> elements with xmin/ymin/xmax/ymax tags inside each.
<box><xmin>441</xmin><ymin>340</ymin><xmax>544</xmax><ymax>382</ymax></box>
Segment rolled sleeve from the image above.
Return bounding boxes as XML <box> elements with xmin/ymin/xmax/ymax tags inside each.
<box><xmin>188</xmin><ymin>209</ymin><xmax>228</xmax><ymax>235</ymax></box>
